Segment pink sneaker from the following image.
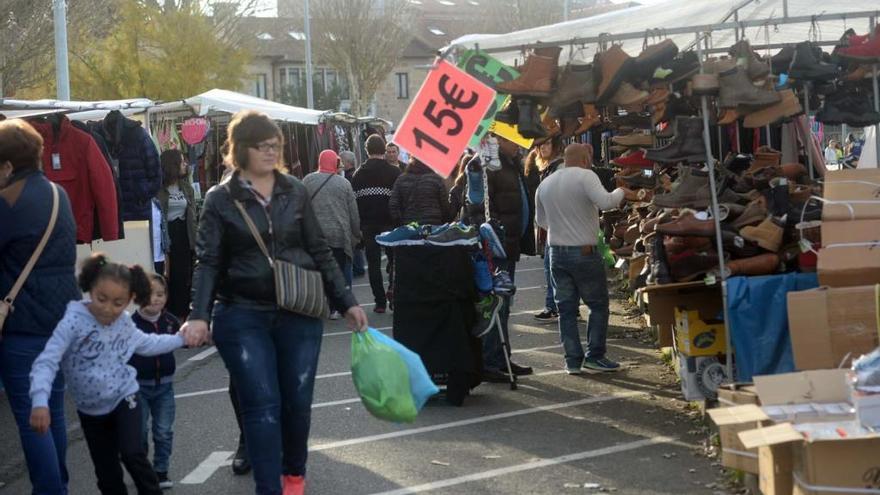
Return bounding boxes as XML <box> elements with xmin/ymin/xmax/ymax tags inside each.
<box><xmin>282</xmin><ymin>475</ymin><xmax>305</xmax><ymax>495</ymax></box>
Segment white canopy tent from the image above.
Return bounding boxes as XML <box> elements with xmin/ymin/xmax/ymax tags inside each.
<box><xmin>445</xmin><ymin>0</ymin><xmax>880</xmax><ymax>64</ymax></box>
<box><xmin>0</xmin><ymin>97</ymin><xmax>155</xmax><ymax>112</ymax></box>
<box><xmin>150</xmin><ymin>88</ymin><xmax>328</xmax><ymax>125</ymax></box>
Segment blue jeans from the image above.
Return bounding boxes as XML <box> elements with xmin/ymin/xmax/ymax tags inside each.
<box><xmin>352</xmin><ymin>247</ymin><xmax>366</xmax><ymax>276</ymax></box>
<box><xmin>138</xmin><ymin>382</ymin><xmax>175</xmax><ymax>473</ymax></box>
<box><xmin>482</xmin><ymin>260</ymin><xmax>516</xmax><ymax>371</ymax></box>
<box><xmin>211</xmin><ymin>303</ymin><xmax>323</xmax><ymax>495</ymax></box>
<box><xmin>0</xmin><ymin>334</ymin><xmax>69</xmax><ymax>494</ymax></box>
<box><xmin>549</xmin><ymin>246</ymin><xmax>610</xmax><ymax>368</ymax></box>
<box><xmin>543</xmin><ymin>245</ymin><xmax>557</xmax><ymax>312</ymax></box>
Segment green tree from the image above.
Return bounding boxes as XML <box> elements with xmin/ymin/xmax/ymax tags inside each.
<box><xmin>278</xmin><ymin>81</ymin><xmax>346</xmax><ymax>111</ymax></box>
<box><xmin>68</xmin><ymin>1</ymin><xmax>251</xmax><ymax>101</ymax></box>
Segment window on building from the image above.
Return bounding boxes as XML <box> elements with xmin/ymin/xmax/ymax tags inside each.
<box><xmin>279</xmin><ymin>67</ymin><xmax>303</xmax><ymax>89</ymax></box>
<box><xmin>396</xmin><ymin>72</ymin><xmax>410</xmax><ymax>99</ymax></box>
<box><xmin>254</xmin><ymin>74</ymin><xmax>267</xmax><ymax>99</ymax></box>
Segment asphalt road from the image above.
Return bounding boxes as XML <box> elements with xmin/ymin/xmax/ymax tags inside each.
<box><xmin>0</xmin><ymin>256</ymin><xmax>726</xmax><ymax>494</ymax></box>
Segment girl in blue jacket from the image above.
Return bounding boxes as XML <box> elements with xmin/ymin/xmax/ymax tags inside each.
<box><xmin>29</xmin><ymin>254</ymin><xmax>184</xmax><ymax>495</ymax></box>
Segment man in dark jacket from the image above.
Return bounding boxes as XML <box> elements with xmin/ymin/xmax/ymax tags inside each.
<box><xmin>350</xmin><ymin>134</ymin><xmax>401</xmax><ymax>313</ymax></box>
<box><xmin>388</xmin><ymin>158</ymin><xmax>451</xmax><ymax>226</ymax></box>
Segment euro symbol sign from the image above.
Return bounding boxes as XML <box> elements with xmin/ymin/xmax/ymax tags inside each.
<box><xmin>439</xmin><ymin>74</ymin><xmax>478</xmax><ymax>110</ymax></box>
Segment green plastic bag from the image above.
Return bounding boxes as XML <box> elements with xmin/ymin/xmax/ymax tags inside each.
<box><xmin>597</xmin><ymin>229</ymin><xmax>615</xmax><ymax>267</ymax></box>
<box><xmin>351</xmin><ymin>331</ymin><xmax>418</xmax><ymax>423</ymax></box>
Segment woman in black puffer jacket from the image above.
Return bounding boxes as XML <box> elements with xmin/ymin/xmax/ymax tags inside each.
<box><xmin>388</xmin><ymin>158</ymin><xmax>452</xmax><ymax>226</ymax></box>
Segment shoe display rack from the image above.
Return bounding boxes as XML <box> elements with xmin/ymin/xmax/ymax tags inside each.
<box><xmin>452</xmin><ymin>9</ymin><xmax>880</xmax><ymax>387</ymax></box>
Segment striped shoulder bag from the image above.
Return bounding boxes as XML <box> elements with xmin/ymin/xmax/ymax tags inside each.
<box><xmin>229</xmin><ymin>195</ymin><xmax>329</xmax><ymax>319</ymax></box>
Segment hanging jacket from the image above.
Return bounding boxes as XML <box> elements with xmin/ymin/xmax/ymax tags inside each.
<box><xmin>388</xmin><ymin>161</ymin><xmax>452</xmax><ymax>226</ymax></box>
<box><xmin>129</xmin><ymin>310</ymin><xmax>180</xmax><ymax>386</ymax></box>
<box><xmin>70</xmin><ymin>119</ymin><xmax>126</xmax><ymax>241</ymax></box>
<box><xmin>95</xmin><ymin>110</ymin><xmax>161</xmax><ymax>222</ymax></box>
<box><xmin>0</xmin><ymin>169</ymin><xmax>81</xmax><ymax>339</ymax></box>
<box><xmin>29</xmin><ymin>115</ymin><xmax>120</xmax><ymax>243</ymax></box>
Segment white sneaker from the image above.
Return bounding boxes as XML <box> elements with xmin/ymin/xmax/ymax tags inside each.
<box><xmin>329</xmin><ymin>311</ymin><xmax>342</xmax><ymax>320</ymax></box>
<box><xmin>481</xmin><ymin>136</ymin><xmax>502</xmax><ymax>171</ymax></box>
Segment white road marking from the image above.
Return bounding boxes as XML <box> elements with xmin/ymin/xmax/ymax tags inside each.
<box><xmin>175</xmin><ymin>388</ymin><xmax>228</xmax><ymax>399</ymax></box>
<box><xmin>370</xmin><ymin>436</ymin><xmax>684</xmax><ymax>495</ymax></box>
<box><xmin>325</xmin><ymin>326</ymin><xmax>392</xmax><ymax>337</ymax></box>
<box><xmin>313</xmin><ymin>397</ymin><xmax>362</xmax><ymax>409</ymax></box>
<box><xmin>188</xmin><ymin>346</ymin><xmax>217</xmax><ymax>361</ymax></box>
<box><xmin>311</xmin><ymin>392</ymin><xmax>642</xmax><ymax>451</ymax></box>
<box><xmin>179</xmin><ymin>451</ymin><xmax>234</xmax><ymax>484</ymax></box>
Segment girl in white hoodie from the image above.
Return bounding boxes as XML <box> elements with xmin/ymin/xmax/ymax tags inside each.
<box><xmin>29</xmin><ymin>253</ymin><xmax>184</xmax><ymax>494</ymax></box>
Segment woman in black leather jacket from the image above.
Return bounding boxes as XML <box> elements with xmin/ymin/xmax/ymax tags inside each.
<box><xmin>180</xmin><ymin>111</ymin><xmax>367</xmax><ymax>495</ymax></box>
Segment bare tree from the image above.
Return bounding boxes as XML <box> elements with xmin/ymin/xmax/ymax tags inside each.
<box><xmin>311</xmin><ymin>0</ymin><xmax>415</xmax><ymax>116</ymax></box>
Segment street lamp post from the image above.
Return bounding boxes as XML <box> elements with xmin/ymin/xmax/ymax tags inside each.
<box><xmin>304</xmin><ymin>0</ymin><xmax>315</xmax><ymax>109</ymax></box>
<box><xmin>53</xmin><ymin>0</ymin><xmax>71</xmax><ymax>100</ymax></box>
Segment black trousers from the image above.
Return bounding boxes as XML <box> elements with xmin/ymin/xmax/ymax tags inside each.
<box><xmin>166</xmin><ymin>219</ymin><xmax>192</xmax><ymax>319</ymax></box>
<box><xmin>362</xmin><ymin>225</ymin><xmax>393</xmax><ymax>308</ymax></box>
<box><xmin>78</xmin><ymin>395</ymin><xmax>161</xmax><ymax>495</ymax></box>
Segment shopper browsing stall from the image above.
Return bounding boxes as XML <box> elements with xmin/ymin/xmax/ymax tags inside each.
<box><xmin>156</xmin><ymin>150</ymin><xmax>197</xmax><ymax>319</ymax></box>
<box><xmin>389</xmin><ymin>157</ymin><xmax>452</xmax><ymax>227</ymax></box>
<box><xmin>535</xmin><ymin>143</ymin><xmax>639</xmax><ymax>375</ymax></box>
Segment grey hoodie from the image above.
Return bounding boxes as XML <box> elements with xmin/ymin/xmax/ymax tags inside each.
<box><xmin>30</xmin><ymin>301</ymin><xmax>184</xmax><ymax>416</ymax></box>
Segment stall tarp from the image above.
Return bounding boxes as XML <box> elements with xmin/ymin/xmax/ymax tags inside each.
<box><xmin>154</xmin><ymin>89</ymin><xmax>326</xmax><ymax>125</ymax></box>
<box><xmin>0</xmin><ymin>98</ymin><xmax>154</xmax><ymax>112</ymax></box>
<box><xmin>444</xmin><ymin>0</ymin><xmax>880</xmax><ymax>65</ymax></box>
<box><xmin>727</xmin><ymin>272</ymin><xmax>818</xmax><ymax>382</ymax></box>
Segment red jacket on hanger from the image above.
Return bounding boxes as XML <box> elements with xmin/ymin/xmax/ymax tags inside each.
<box><xmin>30</xmin><ymin>115</ymin><xmax>120</xmax><ymax>243</ymax></box>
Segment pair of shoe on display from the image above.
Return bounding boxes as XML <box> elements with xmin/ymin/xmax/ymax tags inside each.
<box><xmin>375</xmin><ymin>222</ymin><xmax>480</xmax><ymax>248</ymax></box>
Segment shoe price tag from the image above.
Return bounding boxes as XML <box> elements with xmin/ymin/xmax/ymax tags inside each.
<box><xmin>798</xmin><ymin>238</ymin><xmax>814</xmax><ymax>253</ymax></box>
<box><xmin>614</xmin><ymin>257</ymin><xmax>626</xmax><ymax>269</ymax></box>
<box><xmin>51</xmin><ymin>153</ymin><xmax>61</xmax><ymax>170</ymax></box>
<box><xmin>704</xmin><ymin>273</ymin><xmax>717</xmax><ymax>285</ymax></box>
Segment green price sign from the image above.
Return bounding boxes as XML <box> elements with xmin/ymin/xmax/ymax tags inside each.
<box><xmin>457</xmin><ymin>49</ymin><xmax>520</xmax><ymax>148</ymax></box>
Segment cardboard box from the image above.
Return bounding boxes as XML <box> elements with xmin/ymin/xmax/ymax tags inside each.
<box><xmin>708</xmin><ymin>405</ymin><xmax>769</xmax><ymax>474</ymax></box>
<box><xmin>644</xmin><ymin>281</ymin><xmax>722</xmax><ymax>326</ymax></box>
<box><xmin>758</xmin><ymin>443</ymin><xmax>793</xmax><ymax>495</ymax></box>
<box><xmin>786</xmin><ymin>286</ymin><xmax>880</xmax><ymax>370</ymax></box>
<box><xmin>674</xmin><ymin>307</ymin><xmax>726</xmax><ymax>357</ymax></box>
<box><xmin>739</xmin><ymin>422</ymin><xmax>880</xmax><ymax>495</ymax></box>
<box><xmin>717</xmin><ymin>384</ymin><xmax>759</xmax><ymax>407</ymax></box>
<box><xmin>817</xmin><ymin>220</ymin><xmax>880</xmax><ymax>287</ymax></box>
<box><xmin>821</xmin><ymin>169</ymin><xmax>880</xmax><ymax>222</ymax></box>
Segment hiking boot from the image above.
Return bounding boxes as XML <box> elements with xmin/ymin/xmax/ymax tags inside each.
<box><xmin>771</xmin><ymin>45</ymin><xmax>795</xmax><ymax>74</ymax></box>
<box><xmin>573</xmin><ymin>103</ymin><xmax>602</xmax><ymax>134</ymax></box>
<box><xmin>617</xmin><ymin>170</ymin><xmax>656</xmax><ymax>190</ymax></box>
<box><xmin>726</xmin><ymin>253</ymin><xmax>781</xmax><ymax>277</ymax></box>
<box><xmin>516</xmin><ymin>98</ymin><xmax>548</xmax><ymax>139</ymax></box>
<box><xmin>651</xmin><ymin>233</ymin><xmax>673</xmax><ymax>284</ymax></box>
<box><xmin>729</xmin><ymin>39</ymin><xmax>771</xmax><ymax>80</ymax></box>
<box><xmin>645</xmin><ymin>117</ymin><xmax>706</xmax><ymax>164</ymax></box>
<box><xmin>652</xmin><ymin>165</ymin><xmax>707</xmax><ymax>208</ymax></box>
<box><xmin>733</xmin><ymin>199</ymin><xmax>769</xmax><ymax>229</ymax></box>
<box><xmin>583</xmin><ymin>357</ymin><xmax>621</xmax><ymax>373</ymax></box>
<box><xmin>835</xmin><ymin>25</ymin><xmax>880</xmax><ymax>61</ymax></box>
<box><xmin>232</xmin><ymin>436</ymin><xmax>251</xmax><ymax>475</ymax></box>
<box><xmin>718</xmin><ymin>66</ymin><xmax>781</xmax><ymax>109</ymax></box>
<box><xmin>692</xmin><ymin>73</ymin><xmax>720</xmax><ymax>96</ymax></box>
<box><xmin>612</xmin><ymin>149</ymin><xmax>653</xmax><ymax>169</ymax></box>
<box><xmin>495</xmin><ymin>97</ymin><xmax>519</xmax><ymax>125</ymax></box>
<box><xmin>633</xmin><ymin>39</ymin><xmax>679</xmax><ymax>80</ymax></box>
<box><xmin>743</xmin><ymin>89</ymin><xmax>802</xmax><ymax>128</ymax></box>
<box><xmin>610</xmin><ymin>82</ymin><xmax>649</xmax><ymax>108</ymax></box>
<box><xmin>657</xmin><ymin>51</ymin><xmax>700</xmax><ymax>84</ymax></box>
<box><xmin>656</xmin><ymin>212</ymin><xmax>716</xmax><ymax>237</ymax></box>
<box><xmin>612</xmin><ymin>132</ymin><xmax>653</xmax><ymax>147</ymax></box>
<box><xmin>668</xmin><ymin>249</ymin><xmax>720</xmax><ymax>282</ymax></box>
<box><xmin>550</xmin><ymin>63</ymin><xmax>597</xmax><ymax>108</ymax></box>
<box><xmin>789</xmin><ymin>41</ymin><xmax>841</xmax><ymax>81</ymax></box>
<box><xmin>473</xmin><ymin>295</ymin><xmax>502</xmax><ymax>338</ymax></box>
<box><xmin>595</xmin><ymin>45</ymin><xmax>635</xmax><ymax>103</ymax></box>
<box><xmin>496</xmin><ymin>46</ymin><xmax>561</xmax><ymax>97</ymax></box>
<box><xmin>426</xmin><ymin>223</ymin><xmax>479</xmax><ymax>246</ymax></box>
<box><xmin>534</xmin><ymin>309</ymin><xmax>559</xmax><ymax>322</ymax></box>
<box><xmin>740</xmin><ymin>216</ymin><xmax>784</xmax><ymax>252</ymax></box>
<box><xmin>747</xmin><ymin>146</ymin><xmax>782</xmax><ymax>173</ymax></box>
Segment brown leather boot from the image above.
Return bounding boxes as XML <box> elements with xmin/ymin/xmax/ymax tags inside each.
<box><xmin>573</xmin><ymin>103</ymin><xmax>601</xmax><ymax>134</ymax></box>
<box><xmin>692</xmin><ymin>73</ymin><xmax>720</xmax><ymax>96</ymax></box>
<box><xmin>746</xmin><ymin>146</ymin><xmax>782</xmax><ymax>173</ymax></box>
<box><xmin>781</xmin><ymin>162</ymin><xmax>807</xmax><ymax>180</ymax></box>
<box><xmin>496</xmin><ymin>46</ymin><xmax>562</xmax><ymax>97</ymax></box>
<box><xmin>718</xmin><ymin>66</ymin><xmax>781</xmax><ymax>109</ymax></box>
<box><xmin>743</xmin><ymin>89</ymin><xmax>803</xmax><ymax>128</ymax></box>
<box><xmin>740</xmin><ymin>216</ymin><xmax>784</xmax><ymax>252</ymax></box>
<box><xmin>729</xmin><ymin>40</ymin><xmax>771</xmax><ymax>81</ymax></box>
<box><xmin>656</xmin><ymin>212</ymin><xmax>716</xmax><ymax>237</ymax></box>
<box><xmin>732</xmin><ymin>198</ymin><xmax>768</xmax><ymax>229</ymax></box>
<box><xmin>549</xmin><ymin>63</ymin><xmax>597</xmax><ymax>107</ymax></box>
<box><xmin>595</xmin><ymin>45</ymin><xmax>635</xmax><ymax>103</ymax></box>
<box><xmin>726</xmin><ymin>253</ymin><xmax>780</xmax><ymax>276</ymax></box>
<box><xmin>717</xmin><ymin>108</ymin><xmax>740</xmax><ymax>125</ymax></box>
<box><xmin>612</xmin><ymin>132</ymin><xmax>653</xmax><ymax>147</ymax></box>
<box><xmin>633</xmin><ymin>39</ymin><xmax>679</xmax><ymax>79</ymax></box>
<box><xmin>610</xmin><ymin>82</ymin><xmax>649</xmax><ymax>107</ymax></box>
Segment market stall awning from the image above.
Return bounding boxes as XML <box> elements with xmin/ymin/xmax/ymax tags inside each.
<box><xmin>152</xmin><ymin>89</ymin><xmax>328</xmax><ymax>125</ymax></box>
<box><xmin>0</xmin><ymin>97</ymin><xmax>155</xmax><ymax>112</ymax></box>
<box><xmin>444</xmin><ymin>0</ymin><xmax>880</xmax><ymax>64</ymax></box>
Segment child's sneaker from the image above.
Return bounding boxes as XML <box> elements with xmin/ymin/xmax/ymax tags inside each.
<box><xmin>472</xmin><ymin>294</ymin><xmax>502</xmax><ymax>338</ymax></box>
<box><xmin>157</xmin><ymin>472</ymin><xmax>173</xmax><ymax>490</ymax></box>
<box><xmin>426</xmin><ymin>223</ymin><xmax>480</xmax><ymax>246</ymax></box>
<box><xmin>376</xmin><ymin>223</ymin><xmax>424</xmax><ymax>246</ymax></box>
<box><xmin>493</xmin><ymin>269</ymin><xmax>516</xmax><ymax>296</ymax></box>
<box><xmin>466</xmin><ymin>156</ymin><xmax>485</xmax><ymax>205</ymax></box>
<box><xmin>479</xmin><ymin>222</ymin><xmax>507</xmax><ymax>259</ymax></box>
<box><xmin>480</xmin><ymin>135</ymin><xmax>502</xmax><ymax>171</ymax></box>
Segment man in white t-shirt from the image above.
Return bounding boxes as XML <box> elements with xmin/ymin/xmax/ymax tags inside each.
<box><xmin>535</xmin><ymin>143</ymin><xmax>638</xmax><ymax>375</ymax></box>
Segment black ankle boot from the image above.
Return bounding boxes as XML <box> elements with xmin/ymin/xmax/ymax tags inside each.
<box><xmin>232</xmin><ymin>434</ymin><xmax>251</xmax><ymax>475</ymax></box>
<box><xmin>516</xmin><ymin>98</ymin><xmax>548</xmax><ymax>139</ymax></box>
